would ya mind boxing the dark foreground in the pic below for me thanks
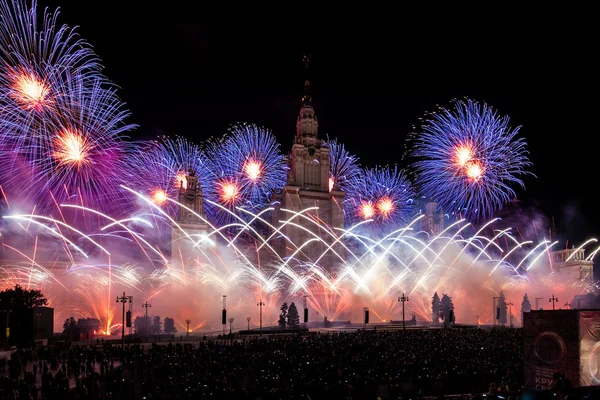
[3,328,524,399]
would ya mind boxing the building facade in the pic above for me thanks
[551,247,594,285]
[417,200,444,236]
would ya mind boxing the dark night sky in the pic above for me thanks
[41,3,597,244]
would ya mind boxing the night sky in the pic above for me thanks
[42,3,597,245]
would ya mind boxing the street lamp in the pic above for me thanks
[549,295,558,310]
[256,300,265,334]
[222,295,227,336]
[398,294,409,332]
[229,317,234,334]
[1,309,12,343]
[185,319,191,336]
[116,292,133,349]
[142,301,151,340]
[36,312,41,340]
[493,297,499,325]
[247,317,251,330]
[535,297,543,310]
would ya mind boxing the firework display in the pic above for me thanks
[3,0,593,338]
[1,190,596,334]
[0,0,103,152]
[126,136,207,216]
[410,99,532,221]
[203,124,286,225]
[344,166,415,231]
[0,0,134,212]
[327,138,361,192]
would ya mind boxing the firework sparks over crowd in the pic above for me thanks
[0,0,595,337]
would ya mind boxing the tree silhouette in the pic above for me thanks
[1,285,48,344]
[62,317,77,339]
[150,315,162,335]
[521,293,532,325]
[278,302,288,328]
[432,292,441,323]
[163,317,177,334]
[440,294,455,325]
[498,291,508,325]
[0,285,47,309]
[287,302,300,328]
[133,316,150,336]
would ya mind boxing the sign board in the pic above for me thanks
[524,310,600,388]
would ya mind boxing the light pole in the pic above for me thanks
[36,312,41,340]
[507,301,514,328]
[493,297,499,325]
[222,295,227,336]
[247,317,251,330]
[185,319,191,336]
[549,295,558,310]
[257,300,265,335]
[316,311,319,323]
[1,309,11,343]
[229,317,234,334]
[303,295,308,329]
[535,297,543,310]
[142,301,151,340]
[398,294,409,332]
[116,292,133,349]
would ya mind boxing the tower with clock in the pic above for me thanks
[171,169,209,260]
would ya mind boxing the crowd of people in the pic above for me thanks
[1,327,524,399]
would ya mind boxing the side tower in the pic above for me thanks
[418,201,444,236]
[171,169,209,261]
[271,55,345,264]
[551,247,594,285]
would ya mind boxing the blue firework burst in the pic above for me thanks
[203,124,286,226]
[27,79,134,212]
[345,165,415,232]
[410,99,532,221]
[126,135,208,218]
[326,137,361,192]
[0,0,104,154]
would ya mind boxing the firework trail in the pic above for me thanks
[409,99,533,222]
[203,124,286,226]
[0,189,596,331]
[326,137,361,192]
[344,166,415,233]
[0,0,104,153]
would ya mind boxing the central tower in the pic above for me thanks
[171,169,209,261]
[271,55,345,264]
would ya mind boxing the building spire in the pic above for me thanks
[302,54,312,106]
